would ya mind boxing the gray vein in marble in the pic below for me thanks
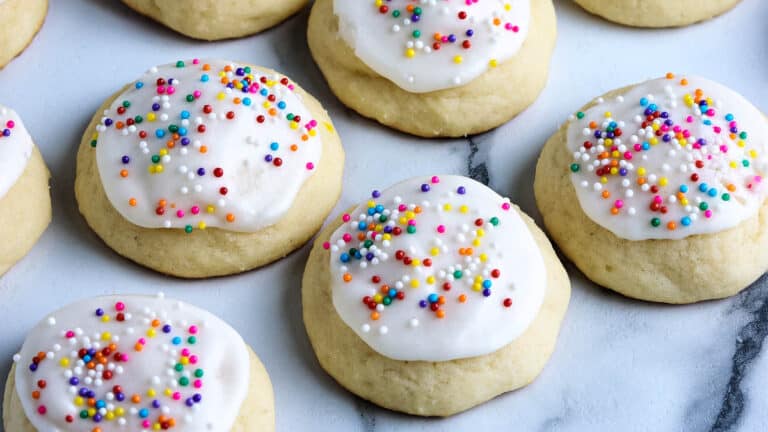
[710,273,768,432]
[467,136,490,186]
[356,399,377,432]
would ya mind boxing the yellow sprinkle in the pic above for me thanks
[88,408,96,416]
[155,165,164,173]
[382,234,391,241]
[443,204,452,211]
[405,211,415,218]
[489,59,498,68]
[479,253,488,262]
[147,389,156,397]
[106,412,115,421]
[147,328,156,338]
[430,247,440,256]
[410,279,420,288]
[638,167,647,176]
[604,111,612,118]
[453,55,463,64]
[426,276,435,285]
[459,205,469,213]
[180,357,190,365]
[324,122,335,132]
[730,161,738,168]
[101,332,111,341]
[659,177,668,187]
[411,259,421,267]
[405,48,416,58]
[101,315,110,322]
[600,176,608,184]
[74,397,84,406]
[476,229,485,237]
[290,122,299,130]
[472,239,481,247]
[504,3,511,11]
[207,205,215,214]
[373,294,383,303]
[367,200,376,208]
[309,129,317,137]
[146,113,156,122]
[59,358,69,367]
[116,407,125,416]
[159,148,168,156]
[217,92,226,100]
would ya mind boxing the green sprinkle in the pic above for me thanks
[175,363,184,372]
[134,115,143,124]
[176,61,185,68]
[489,217,499,226]
[453,270,463,279]
[722,193,731,201]
[392,10,400,18]
[186,94,195,102]
[179,377,190,386]
[122,100,131,108]
[80,410,89,419]
[151,155,160,163]
[743,160,750,167]
[412,30,421,38]
[740,131,748,139]
[699,202,709,211]
[187,336,197,344]
[90,140,98,148]
[194,369,204,378]
[576,112,585,119]
[406,225,416,234]
[184,225,193,234]
[570,163,581,173]
[651,218,661,227]
[383,297,392,306]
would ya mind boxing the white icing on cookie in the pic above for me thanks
[13,294,250,431]
[566,75,768,241]
[334,0,531,93]
[0,105,33,200]
[325,175,546,361]
[93,59,324,233]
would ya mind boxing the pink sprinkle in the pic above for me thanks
[633,143,643,152]
[167,86,176,95]
[176,210,185,218]
[720,145,729,153]
[705,210,713,218]
[172,392,181,401]
[142,420,151,428]
[614,200,624,209]
[755,176,763,183]
[398,204,407,212]
[115,302,125,311]
[65,331,75,338]
[683,130,691,138]
[407,220,416,226]
[120,353,129,362]
[713,126,721,134]
[37,405,46,415]
[653,195,663,204]
[192,59,200,65]
[706,109,715,116]
[189,325,198,334]
[6,120,14,128]
[686,116,694,123]
[437,225,446,234]
[431,176,440,184]
[193,380,203,388]
[306,162,315,170]
[342,233,352,242]
[322,242,330,250]
[501,203,511,211]
[342,214,351,222]
[181,349,190,356]
[189,355,198,364]
[138,338,146,345]
[191,206,200,215]
[156,86,166,94]
[288,84,295,91]
[624,152,633,160]
[193,90,202,98]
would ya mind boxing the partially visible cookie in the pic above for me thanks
[308,0,557,137]
[574,0,742,28]
[0,104,52,276]
[75,59,344,278]
[535,74,768,303]
[2,294,274,431]
[0,0,48,68]
[121,0,307,41]
[303,175,570,416]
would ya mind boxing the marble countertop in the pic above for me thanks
[1,0,767,430]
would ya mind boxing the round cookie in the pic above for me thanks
[574,0,742,28]
[75,59,344,278]
[308,0,557,138]
[0,0,47,68]
[303,175,570,416]
[0,104,52,276]
[2,294,275,432]
[535,74,768,303]
[121,0,307,41]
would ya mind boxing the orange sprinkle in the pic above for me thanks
[414,206,422,214]
[151,319,160,328]
[233,97,241,104]
[611,207,619,215]
[589,121,598,129]
[436,310,446,319]
[131,394,141,404]
[434,32,442,41]
[120,169,129,178]
[290,144,298,151]
[134,343,143,352]
[667,222,677,230]
[224,65,233,72]
[458,294,467,303]
[86,362,95,369]
[226,213,235,222]
[438,296,446,305]
[158,199,167,207]
[31,391,40,400]
[301,134,309,141]
[202,64,211,71]
[601,190,610,199]
[637,177,647,185]
[493,17,501,25]
[666,72,675,79]
[87,398,96,407]
[343,273,352,283]
[129,198,137,207]
[406,4,414,11]
[199,145,208,153]
[166,140,175,148]
[268,108,277,116]
[370,311,380,320]
[380,285,390,293]
[115,122,124,130]
[680,78,688,86]
[727,184,736,192]
[357,232,366,241]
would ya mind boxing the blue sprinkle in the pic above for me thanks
[340,253,350,263]
[155,129,166,138]
[428,293,438,303]
[270,142,279,151]
[135,81,144,89]
[681,216,692,226]
[699,183,709,192]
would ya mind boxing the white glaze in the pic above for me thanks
[0,105,33,200]
[13,294,250,431]
[567,75,768,241]
[333,0,531,93]
[94,60,324,233]
[326,175,546,361]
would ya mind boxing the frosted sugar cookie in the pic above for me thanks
[0,104,52,276]
[2,294,274,431]
[0,0,47,68]
[303,175,570,416]
[308,0,557,137]
[574,0,742,28]
[535,74,768,303]
[75,59,344,278]
[121,0,307,41]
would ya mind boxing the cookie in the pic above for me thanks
[308,0,556,138]
[0,105,52,276]
[0,0,47,68]
[121,0,307,41]
[303,175,570,416]
[574,0,742,28]
[535,74,768,303]
[75,59,344,278]
[2,294,274,431]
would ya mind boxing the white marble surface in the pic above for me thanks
[0,0,767,430]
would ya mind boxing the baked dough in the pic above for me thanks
[121,0,307,40]
[534,80,768,303]
[0,146,51,276]
[574,0,742,28]
[307,0,557,138]
[75,63,344,278]
[303,206,570,416]
[0,0,47,68]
